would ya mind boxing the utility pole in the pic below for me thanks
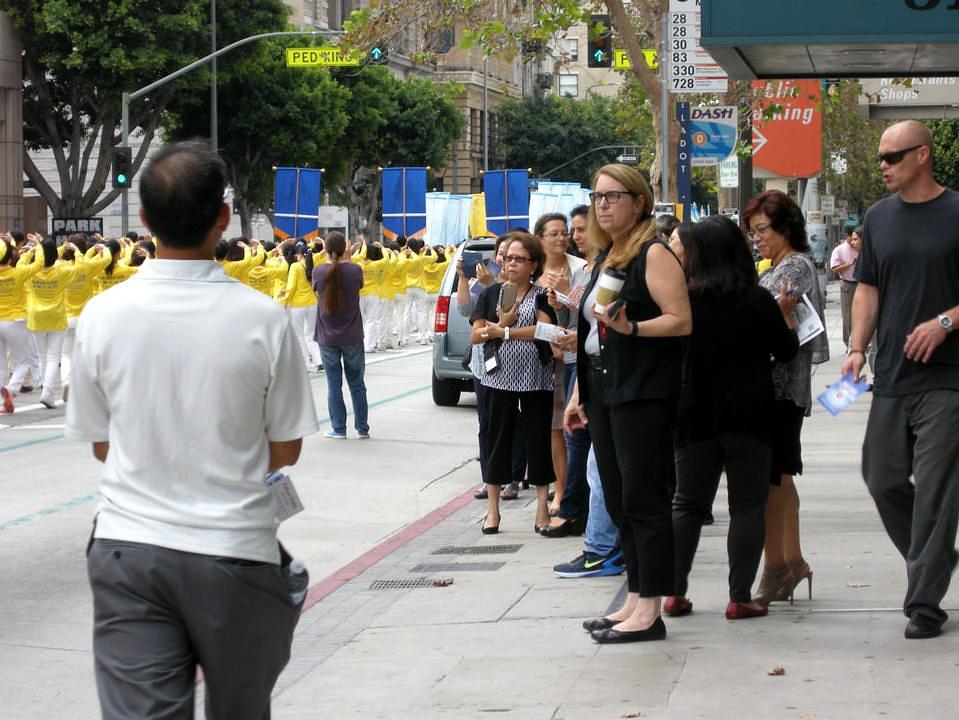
[211,0,218,153]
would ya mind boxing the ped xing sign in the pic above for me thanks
[691,105,738,166]
[286,47,360,67]
[613,49,659,70]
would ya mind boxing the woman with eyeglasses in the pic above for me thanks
[742,189,827,606]
[666,215,799,621]
[470,231,557,535]
[565,164,692,643]
[534,213,587,523]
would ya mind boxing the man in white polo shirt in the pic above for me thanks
[66,140,320,718]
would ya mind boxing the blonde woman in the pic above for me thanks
[565,164,692,643]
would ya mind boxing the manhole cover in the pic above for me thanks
[432,545,522,555]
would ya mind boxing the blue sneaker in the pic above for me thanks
[553,550,625,578]
[324,430,347,439]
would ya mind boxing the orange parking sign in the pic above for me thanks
[751,80,822,178]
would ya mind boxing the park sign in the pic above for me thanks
[52,217,103,243]
[286,47,360,67]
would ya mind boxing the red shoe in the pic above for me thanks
[663,596,693,617]
[725,601,768,620]
[0,386,13,414]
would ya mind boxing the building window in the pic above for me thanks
[566,38,578,62]
[558,73,578,97]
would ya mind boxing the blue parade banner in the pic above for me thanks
[483,169,530,236]
[274,167,322,239]
[381,167,428,239]
[676,102,692,223]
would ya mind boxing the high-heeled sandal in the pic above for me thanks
[780,560,813,604]
[753,564,790,604]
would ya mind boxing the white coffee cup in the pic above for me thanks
[594,268,626,313]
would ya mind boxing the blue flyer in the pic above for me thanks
[817,372,870,416]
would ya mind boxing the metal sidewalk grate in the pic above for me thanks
[410,562,505,572]
[368,577,438,590]
[432,544,522,555]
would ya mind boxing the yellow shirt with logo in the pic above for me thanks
[27,261,83,331]
[97,263,139,294]
[247,257,288,297]
[386,250,409,298]
[0,245,45,321]
[352,243,387,298]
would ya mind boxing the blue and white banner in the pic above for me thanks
[274,167,322,239]
[483,169,530,236]
[676,102,692,222]
[382,167,427,240]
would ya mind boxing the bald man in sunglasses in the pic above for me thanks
[841,120,959,641]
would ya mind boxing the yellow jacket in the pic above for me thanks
[26,261,83,331]
[97,263,139,294]
[247,257,288,297]
[283,261,317,308]
[423,254,449,295]
[386,250,409,298]
[0,245,45,321]
[404,249,434,291]
[65,246,113,318]
[222,245,262,284]
[352,243,387,298]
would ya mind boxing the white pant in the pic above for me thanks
[408,288,430,343]
[289,305,321,368]
[393,292,410,345]
[378,297,396,349]
[61,316,79,388]
[0,320,32,394]
[359,295,379,352]
[33,329,65,405]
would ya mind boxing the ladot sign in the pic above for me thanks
[690,105,737,166]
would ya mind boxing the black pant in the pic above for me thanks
[673,434,772,603]
[484,386,553,486]
[863,389,959,624]
[586,368,675,596]
[474,379,528,484]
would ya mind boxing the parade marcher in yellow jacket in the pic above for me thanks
[96,239,139,293]
[245,241,289,297]
[0,234,44,413]
[220,239,263,284]
[61,235,112,399]
[26,237,83,408]
[403,239,436,345]
[353,239,388,352]
[281,240,321,370]
[422,245,450,343]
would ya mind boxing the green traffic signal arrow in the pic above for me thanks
[370,48,383,61]
[593,49,606,63]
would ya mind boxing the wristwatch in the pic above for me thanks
[938,314,954,333]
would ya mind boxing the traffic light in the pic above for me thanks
[367,43,389,65]
[112,146,133,189]
[587,14,613,68]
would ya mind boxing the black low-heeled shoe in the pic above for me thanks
[582,616,615,632]
[591,617,667,644]
[541,518,583,538]
[481,515,499,535]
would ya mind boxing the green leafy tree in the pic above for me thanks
[497,93,647,186]
[329,69,464,236]
[928,119,959,191]
[165,40,351,238]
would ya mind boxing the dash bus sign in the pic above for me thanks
[690,105,737,166]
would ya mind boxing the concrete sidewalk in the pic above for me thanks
[268,281,959,720]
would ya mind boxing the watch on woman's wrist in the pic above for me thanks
[938,313,954,333]
[503,325,510,341]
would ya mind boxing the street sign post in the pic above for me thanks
[616,154,639,164]
[668,0,728,94]
[821,194,835,214]
[285,47,360,67]
[719,157,739,188]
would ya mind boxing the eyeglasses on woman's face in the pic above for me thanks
[504,254,532,264]
[589,190,636,206]
[747,223,771,239]
[541,230,567,239]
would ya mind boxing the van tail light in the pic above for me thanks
[434,295,450,333]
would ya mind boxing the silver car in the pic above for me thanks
[431,238,497,406]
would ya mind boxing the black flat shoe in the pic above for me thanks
[591,617,667,643]
[481,515,499,535]
[905,614,942,639]
[582,617,615,632]
[541,518,583,538]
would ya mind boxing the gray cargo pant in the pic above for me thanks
[862,389,959,626]
[87,539,300,719]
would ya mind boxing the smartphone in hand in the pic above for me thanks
[605,297,625,319]
[500,282,518,311]
[461,251,484,279]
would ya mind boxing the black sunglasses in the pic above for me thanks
[877,144,923,166]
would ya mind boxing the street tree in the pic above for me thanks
[344,0,686,198]
[496,93,648,186]
[8,0,287,219]
[329,68,464,237]
[165,40,351,238]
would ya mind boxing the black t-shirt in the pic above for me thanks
[857,188,959,396]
